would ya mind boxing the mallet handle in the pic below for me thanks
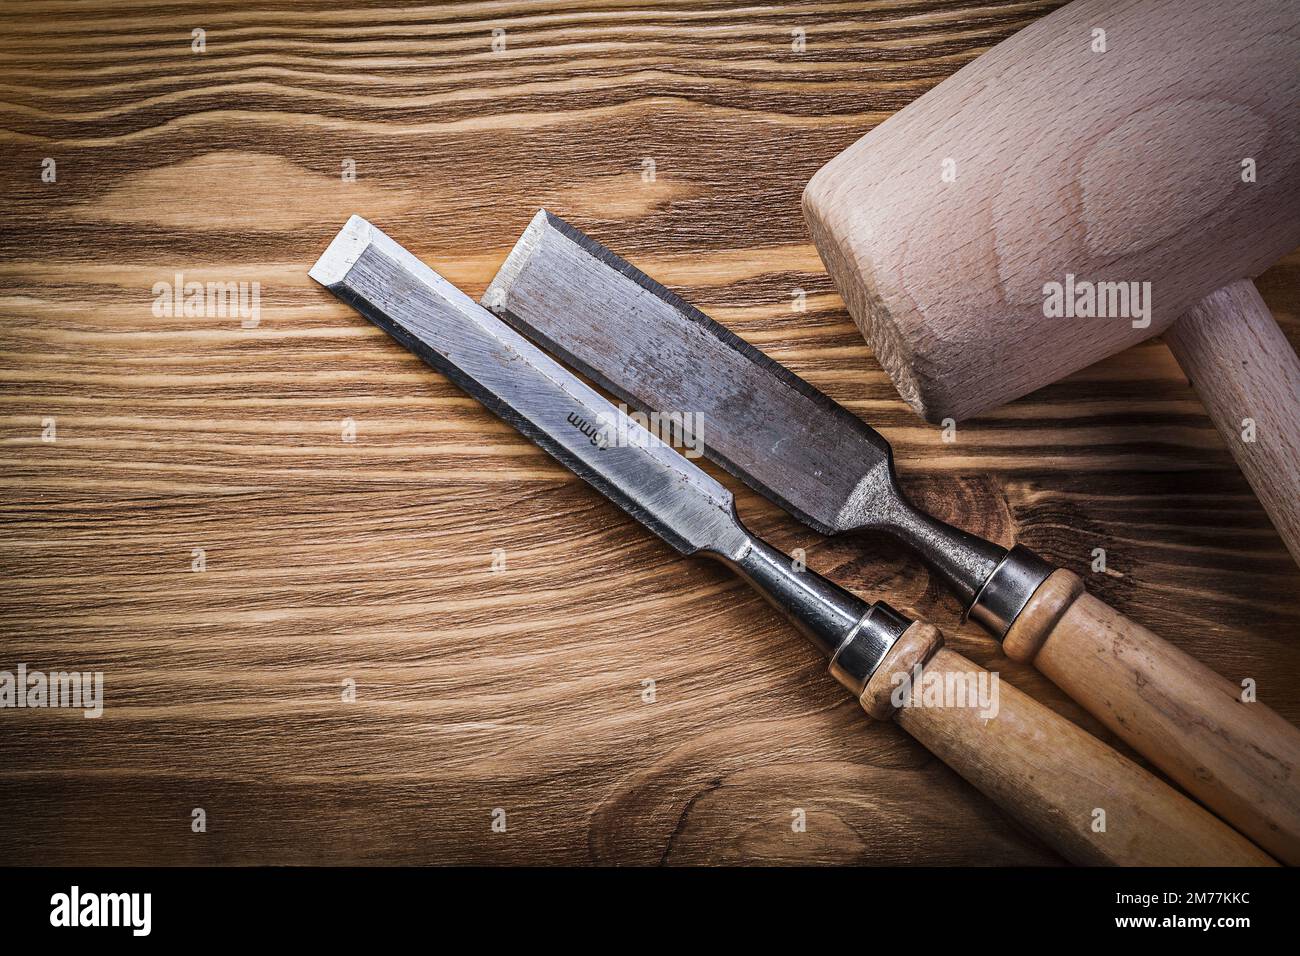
[1165,279,1300,564]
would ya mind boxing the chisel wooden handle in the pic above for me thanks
[862,622,1276,866]
[1004,570,1300,864]
[721,530,1270,864]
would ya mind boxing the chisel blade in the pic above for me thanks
[483,210,897,536]
[309,216,749,560]
[482,211,1008,609]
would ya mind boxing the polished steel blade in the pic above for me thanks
[482,211,1007,608]
[483,210,895,535]
[309,216,749,559]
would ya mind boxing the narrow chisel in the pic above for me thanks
[481,210,1300,864]
[309,215,1273,866]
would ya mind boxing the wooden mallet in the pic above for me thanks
[804,0,1300,562]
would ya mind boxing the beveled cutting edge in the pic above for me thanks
[309,215,908,687]
[483,210,1052,634]
[310,215,741,559]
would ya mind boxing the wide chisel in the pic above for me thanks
[310,214,1273,866]
[482,210,1300,864]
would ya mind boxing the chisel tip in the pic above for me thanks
[483,208,553,315]
[309,215,373,287]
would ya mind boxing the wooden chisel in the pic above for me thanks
[481,210,1300,864]
[309,215,1274,866]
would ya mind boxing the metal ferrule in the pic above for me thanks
[967,544,1054,637]
[713,533,907,694]
[721,534,868,656]
[859,474,1054,641]
[717,530,909,681]
[828,601,911,696]
[872,488,1008,611]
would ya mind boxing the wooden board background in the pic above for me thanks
[1,0,1297,866]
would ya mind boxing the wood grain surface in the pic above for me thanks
[1,0,1298,866]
